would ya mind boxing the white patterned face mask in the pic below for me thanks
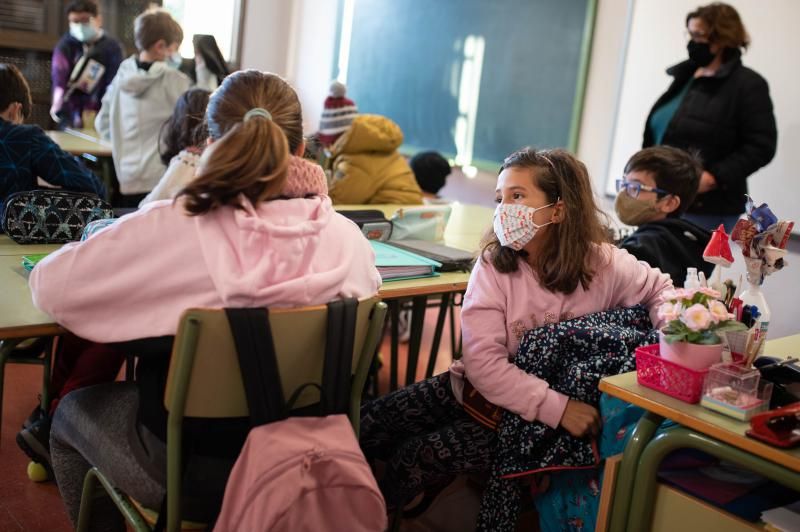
[493,202,555,250]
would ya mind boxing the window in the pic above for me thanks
[162,0,242,62]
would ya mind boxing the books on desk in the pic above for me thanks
[21,254,49,272]
[370,240,441,281]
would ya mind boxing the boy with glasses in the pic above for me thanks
[616,146,713,286]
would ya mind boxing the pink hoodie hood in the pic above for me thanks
[195,195,368,307]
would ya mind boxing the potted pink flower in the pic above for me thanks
[658,287,747,370]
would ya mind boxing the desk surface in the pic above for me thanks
[0,254,64,339]
[0,235,62,256]
[47,129,112,157]
[0,203,493,339]
[600,334,800,473]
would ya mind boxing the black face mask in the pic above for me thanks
[687,41,715,66]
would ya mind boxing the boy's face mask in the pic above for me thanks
[69,20,98,43]
[615,191,663,226]
[493,202,555,251]
[167,52,183,69]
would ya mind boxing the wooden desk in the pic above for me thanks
[0,255,63,339]
[0,203,493,389]
[600,334,800,531]
[46,129,112,157]
[0,235,61,257]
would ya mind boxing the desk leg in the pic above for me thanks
[405,296,428,386]
[425,292,451,379]
[0,339,24,445]
[389,300,400,392]
[627,427,800,530]
[608,411,663,532]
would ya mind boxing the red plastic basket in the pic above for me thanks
[635,344,708,403]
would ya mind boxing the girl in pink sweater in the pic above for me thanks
[32,70,380,530]
[360,147,672,513]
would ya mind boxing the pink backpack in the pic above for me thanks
[214,415,386,531]
[213,303,387,531]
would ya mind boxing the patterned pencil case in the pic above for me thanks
[2,190,113,244]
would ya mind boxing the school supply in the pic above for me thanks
[761,500,800,531]
[389,204,451,242]
[214,301,386,532]
[369,240,441,281]
[386,239,473,272]
[746,402,800,448]
[2,190,113,244]
[337,209,393,241]
[755,357,800,408]
[21,254,49,272]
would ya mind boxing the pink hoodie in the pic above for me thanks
[452,244,672,429]
[29,194,381,343]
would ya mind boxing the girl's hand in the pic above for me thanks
[559,399,601,438]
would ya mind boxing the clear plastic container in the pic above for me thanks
[701,362,772,421]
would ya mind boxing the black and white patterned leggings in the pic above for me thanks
[359,372,497,506]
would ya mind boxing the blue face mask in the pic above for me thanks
[167,52,182,69]
[69,21,98,43]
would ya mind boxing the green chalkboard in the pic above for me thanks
[334,0,596,169]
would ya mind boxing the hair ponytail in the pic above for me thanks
[178,70,303,215]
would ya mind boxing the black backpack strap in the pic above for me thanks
[225,308,286,426]
[320,298,358,415]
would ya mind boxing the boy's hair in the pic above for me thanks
[410,151,451,194]
[66,0,99,16]
[0,64,32,120]
[623,146,702,217]
[159,88,211,165]
[481,147,610,294]
[179,70,303,215]
[134,8,184,52]
[687,2,750,50]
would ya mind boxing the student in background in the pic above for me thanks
[319,81,423,205]
[50,0,123,129]
[31,70,381,530]
[95,8,191,207]
[616,146,713,287]
[410,151,452,204]
[139,88,210,205]
[360,147,671,513]
[0,63,105,218]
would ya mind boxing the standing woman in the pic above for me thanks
[643,2,777,232]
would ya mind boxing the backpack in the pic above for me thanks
[213,300,387,532]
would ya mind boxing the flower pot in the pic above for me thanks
[659,332,723,371]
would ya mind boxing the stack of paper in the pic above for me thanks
[762,501,800,531]
[369,240,441,281]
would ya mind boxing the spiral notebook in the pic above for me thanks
[369,241,441,281]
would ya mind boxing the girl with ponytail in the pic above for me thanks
[29,70,381,530]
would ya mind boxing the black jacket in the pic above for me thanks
[643,53,777,215]
[619,218,713,287]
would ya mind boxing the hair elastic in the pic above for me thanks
[243,107,272,122]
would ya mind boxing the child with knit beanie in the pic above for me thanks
[320,80,423,205]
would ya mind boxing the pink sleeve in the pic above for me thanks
[609,247,673,328]
[460,259,568,428]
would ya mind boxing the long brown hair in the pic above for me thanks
[480,147,610,294]
[179,70,303,215]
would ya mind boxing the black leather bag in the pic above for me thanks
[2,190,113,244]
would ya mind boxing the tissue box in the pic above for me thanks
[701,363,772,421]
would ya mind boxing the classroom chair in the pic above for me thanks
[75,297,388,532]
[0,337,52,444]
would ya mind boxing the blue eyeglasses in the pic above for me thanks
[616,179,671,199]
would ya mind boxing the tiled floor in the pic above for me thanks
[0,304,500,531]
